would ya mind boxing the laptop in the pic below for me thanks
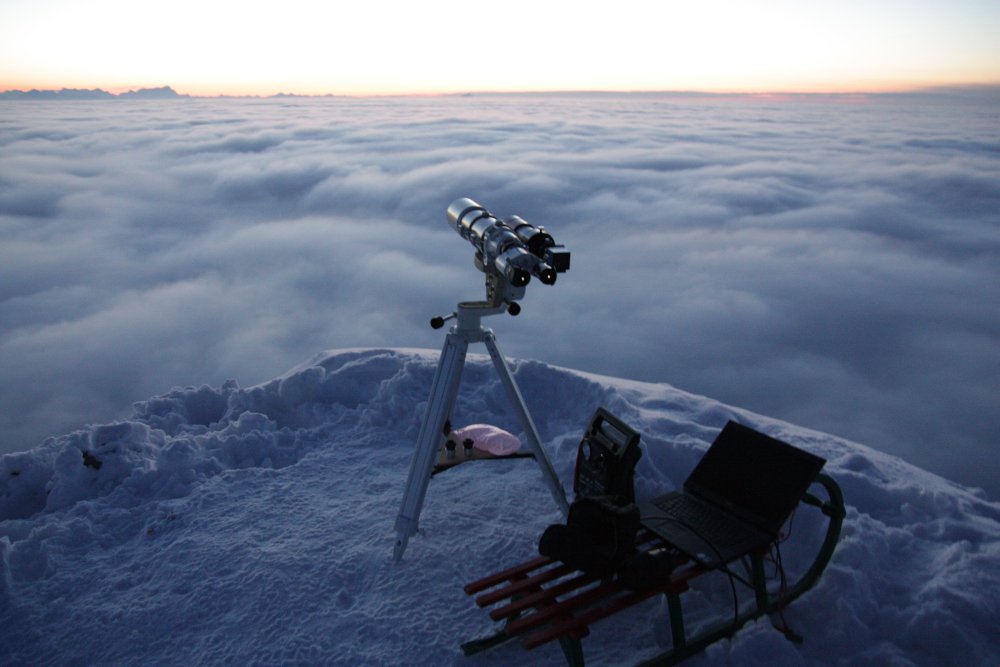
[640,421,825,569]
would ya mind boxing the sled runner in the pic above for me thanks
[462,472,845,666]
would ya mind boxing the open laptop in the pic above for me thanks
[639,421,825,569]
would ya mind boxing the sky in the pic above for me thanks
[1,0,999,96]
[1,93,998,501]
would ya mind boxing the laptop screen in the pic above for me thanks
[686,421,826,532]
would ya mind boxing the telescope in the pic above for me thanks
[446,198,570,289]
[394,199,573,560]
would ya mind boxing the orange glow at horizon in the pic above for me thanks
[1,0,998,98]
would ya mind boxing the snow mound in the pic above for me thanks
[1,348,998,666]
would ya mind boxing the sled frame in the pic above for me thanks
[462,473,845,666]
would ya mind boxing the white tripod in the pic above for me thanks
[393,273,570,561]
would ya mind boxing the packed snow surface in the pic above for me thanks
[1,348,997,666]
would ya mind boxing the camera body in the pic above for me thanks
[574,408,642,502]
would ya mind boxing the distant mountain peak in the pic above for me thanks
[0,86,187,100]
[118,86,185,99]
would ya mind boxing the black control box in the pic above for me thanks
[573,407,642,502]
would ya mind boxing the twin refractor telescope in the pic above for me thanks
[446,197,570,293]
[394,198,572,559]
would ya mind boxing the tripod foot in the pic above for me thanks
[393,534,409,562]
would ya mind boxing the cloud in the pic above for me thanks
[1,93,998,498]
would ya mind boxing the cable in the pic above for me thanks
[768,541,804,643]
[640,513,742,629]
[642,506,808,643]
[778,507,797,544]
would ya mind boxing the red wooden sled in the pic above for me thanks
[462,473,845,666]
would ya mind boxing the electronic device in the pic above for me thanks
[573,407,642,502]
[640,421,825,569]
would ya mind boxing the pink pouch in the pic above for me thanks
[451,424,522,456]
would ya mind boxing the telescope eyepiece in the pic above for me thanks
[510,268,530,287]
[536,266,557,285]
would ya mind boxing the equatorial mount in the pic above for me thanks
[430,266,525,330]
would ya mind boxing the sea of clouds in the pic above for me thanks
[1,92,998,497]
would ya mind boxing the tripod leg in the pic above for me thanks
[394,334,468,560]
[483,332,569,517]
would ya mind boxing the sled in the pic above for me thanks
[462,473,845,666]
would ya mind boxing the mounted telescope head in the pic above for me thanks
[446,197,570,288]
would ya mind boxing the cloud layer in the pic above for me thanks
[1,93,998,497]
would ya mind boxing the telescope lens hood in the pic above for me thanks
[446,197,486,237]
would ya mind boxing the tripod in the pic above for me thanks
[393,277,570,561]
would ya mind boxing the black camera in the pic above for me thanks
[573,408,642,502]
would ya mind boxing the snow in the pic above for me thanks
[1,348,998,666]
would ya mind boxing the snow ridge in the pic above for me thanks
[1,348,998,665]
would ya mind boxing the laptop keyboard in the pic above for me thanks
[652,494,765,554]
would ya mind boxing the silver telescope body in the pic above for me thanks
[447,197,569,286]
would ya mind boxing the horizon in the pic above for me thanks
[2,1,999,97]
[5,83,1000,101]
